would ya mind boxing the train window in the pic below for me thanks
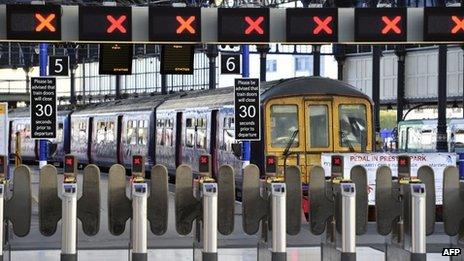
[186,117,195,148]
[78,121,87,142]
[127,120,137,145]
[222,116,235,151]
[308,105,329,148]
[339,105,367,148]
[97,121,106,143]
[57,122,64,141]
[186,118,193,128]
[270,105,299,148]
[156,119,164,146]
[107,121,115,142]
[197,118,207,149]
[138,120,148,145]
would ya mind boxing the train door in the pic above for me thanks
[175,112,183,167]
[304,100,333,182]
[210,110,218,178]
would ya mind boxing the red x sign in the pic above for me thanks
[134,158,141,165]
[452,16,464,34]
[35,13,56,32]
[381,16,402,35]
[107,15,127,33]
[176,16,196,34]
[66,158,74,166]
[313,16,333,35]
[200,156,209,164]
[245,16,264,35]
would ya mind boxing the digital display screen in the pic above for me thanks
[265,155,277,173]
[424,7,464,41]
[286,8,338,43]
[6,4,61,41]
[355,8,407,42]
[218,8,269,43]
[160,45,194,75]
[199,155,210,174]
[331,155,343,177]
[99,43,133,75]
[134,184,147,193]
[132,155,143,173]
[398,155,410,174]
[79,6,131,41]
[64,155,75,174]
[149,7,201,42]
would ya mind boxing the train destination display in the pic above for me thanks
[30,77,57,139]
[234,78,260,141]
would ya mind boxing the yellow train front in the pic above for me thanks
[252,77,374,188]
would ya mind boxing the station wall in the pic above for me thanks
[343,45,464,103]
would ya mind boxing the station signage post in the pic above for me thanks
[234,78,260,141]
[30,77,57,140]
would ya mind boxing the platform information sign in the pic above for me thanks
[234,78,260,141]
[30,77,57,139]
[0,103,8,157]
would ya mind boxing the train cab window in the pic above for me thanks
[308,105,329,148]
[196,118,207,149]
[138,120,148,145]
[222,117,235,151]
[186,118,195,148]
[339,105,367,148]
[270,105,299,148]
[127,120,138,145]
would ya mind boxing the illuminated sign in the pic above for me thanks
[149,7,201,42]
[398,155,410,177]
[132,155,144,174]
[286,8,338,43]
[99,44,133,75]
[160,45,194,75]
[6,4,61,40]
[218,8,269,43]
[79,6,131,41]
[355,8,407,42]
[265,155,277,174]
[199,154,211,175]
[331,155,343,178]
[424,7,464,41]
[64,155,76,174]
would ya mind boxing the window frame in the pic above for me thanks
[304,100,333,152]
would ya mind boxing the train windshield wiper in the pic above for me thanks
[341,131,355,152]
[283,130,299,157]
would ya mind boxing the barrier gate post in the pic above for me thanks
[39,155,100,261]
[108,155,168,261]
[175,154,235,261]
[375,155,434,261]
[309,155,368,261]
[271,183,286,260]
[0,155,32,261]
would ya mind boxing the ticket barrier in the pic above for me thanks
[442,165,464,260]
[108,155,168,261]
[39,155,100,261]
[175,154,235,261]
[242,156,302,261]
[309,155,368,261]
[376,156,435,261]
[0,155,32,261]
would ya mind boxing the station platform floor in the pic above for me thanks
[3,166,452,260]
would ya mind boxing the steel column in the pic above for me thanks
[372,46,381,137]
[161,74,167,95]
[437,45,448,152]
[313,45,321,77]
[395,46,406,123]
[257,44,270,82]
[241,45,250,169]
[115,76,121,100]
[207,45,218,90]
[38,43,48,169]
[334,44,346,81]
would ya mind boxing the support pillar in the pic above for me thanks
[313,45,321,77]
[334,44,346,81]
[257,44,270,82]
[372,46,382,139]
[67,46,78,106]
[115,76,121,100]
[395,45,406,123]
[437,45,448,152]
[161,74,167,95]
[206,45,218,90]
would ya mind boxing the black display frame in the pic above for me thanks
[355,8,407,42]
[286,8,338,43]
[218,8,270,43]
[423,7,464,42]
[79,6,132,41]
[149,7,201,42]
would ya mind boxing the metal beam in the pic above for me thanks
[395,45,406,123]
[436,45,448,152]
[372,46,381,138]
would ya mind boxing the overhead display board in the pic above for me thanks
[218,8,270,43]
[286,8,338,43]
[355,8,407,42]
[79,6,132,41]
[6,4,61,41]
[30,77,57,139]
[149,7,201,42]
[99,44,133,75]
[424,7,464,41]
[160,45,194,75]
[234,78,261,141]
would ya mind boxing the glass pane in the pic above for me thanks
[308,105,329,148]
[270,105,299,148]
[339,105,367,148]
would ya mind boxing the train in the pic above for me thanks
[8,77,374,192]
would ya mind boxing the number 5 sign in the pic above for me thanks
[48,56,70,76]
[221,53,241,74]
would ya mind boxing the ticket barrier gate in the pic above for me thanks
[0,155,32,261]
[242,156,302,261]
[39,155,100,261]
[309,155,368,261]
[108,155,168,261]
[442,166,464,260]
[376,156,435,261]
[175,154,235,261]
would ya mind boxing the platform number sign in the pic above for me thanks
[30,77,56,139]
[221,54,241,74]
[48,56,69,76]
[234,78,260,141]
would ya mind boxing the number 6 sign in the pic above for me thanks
[221,53,241,74]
